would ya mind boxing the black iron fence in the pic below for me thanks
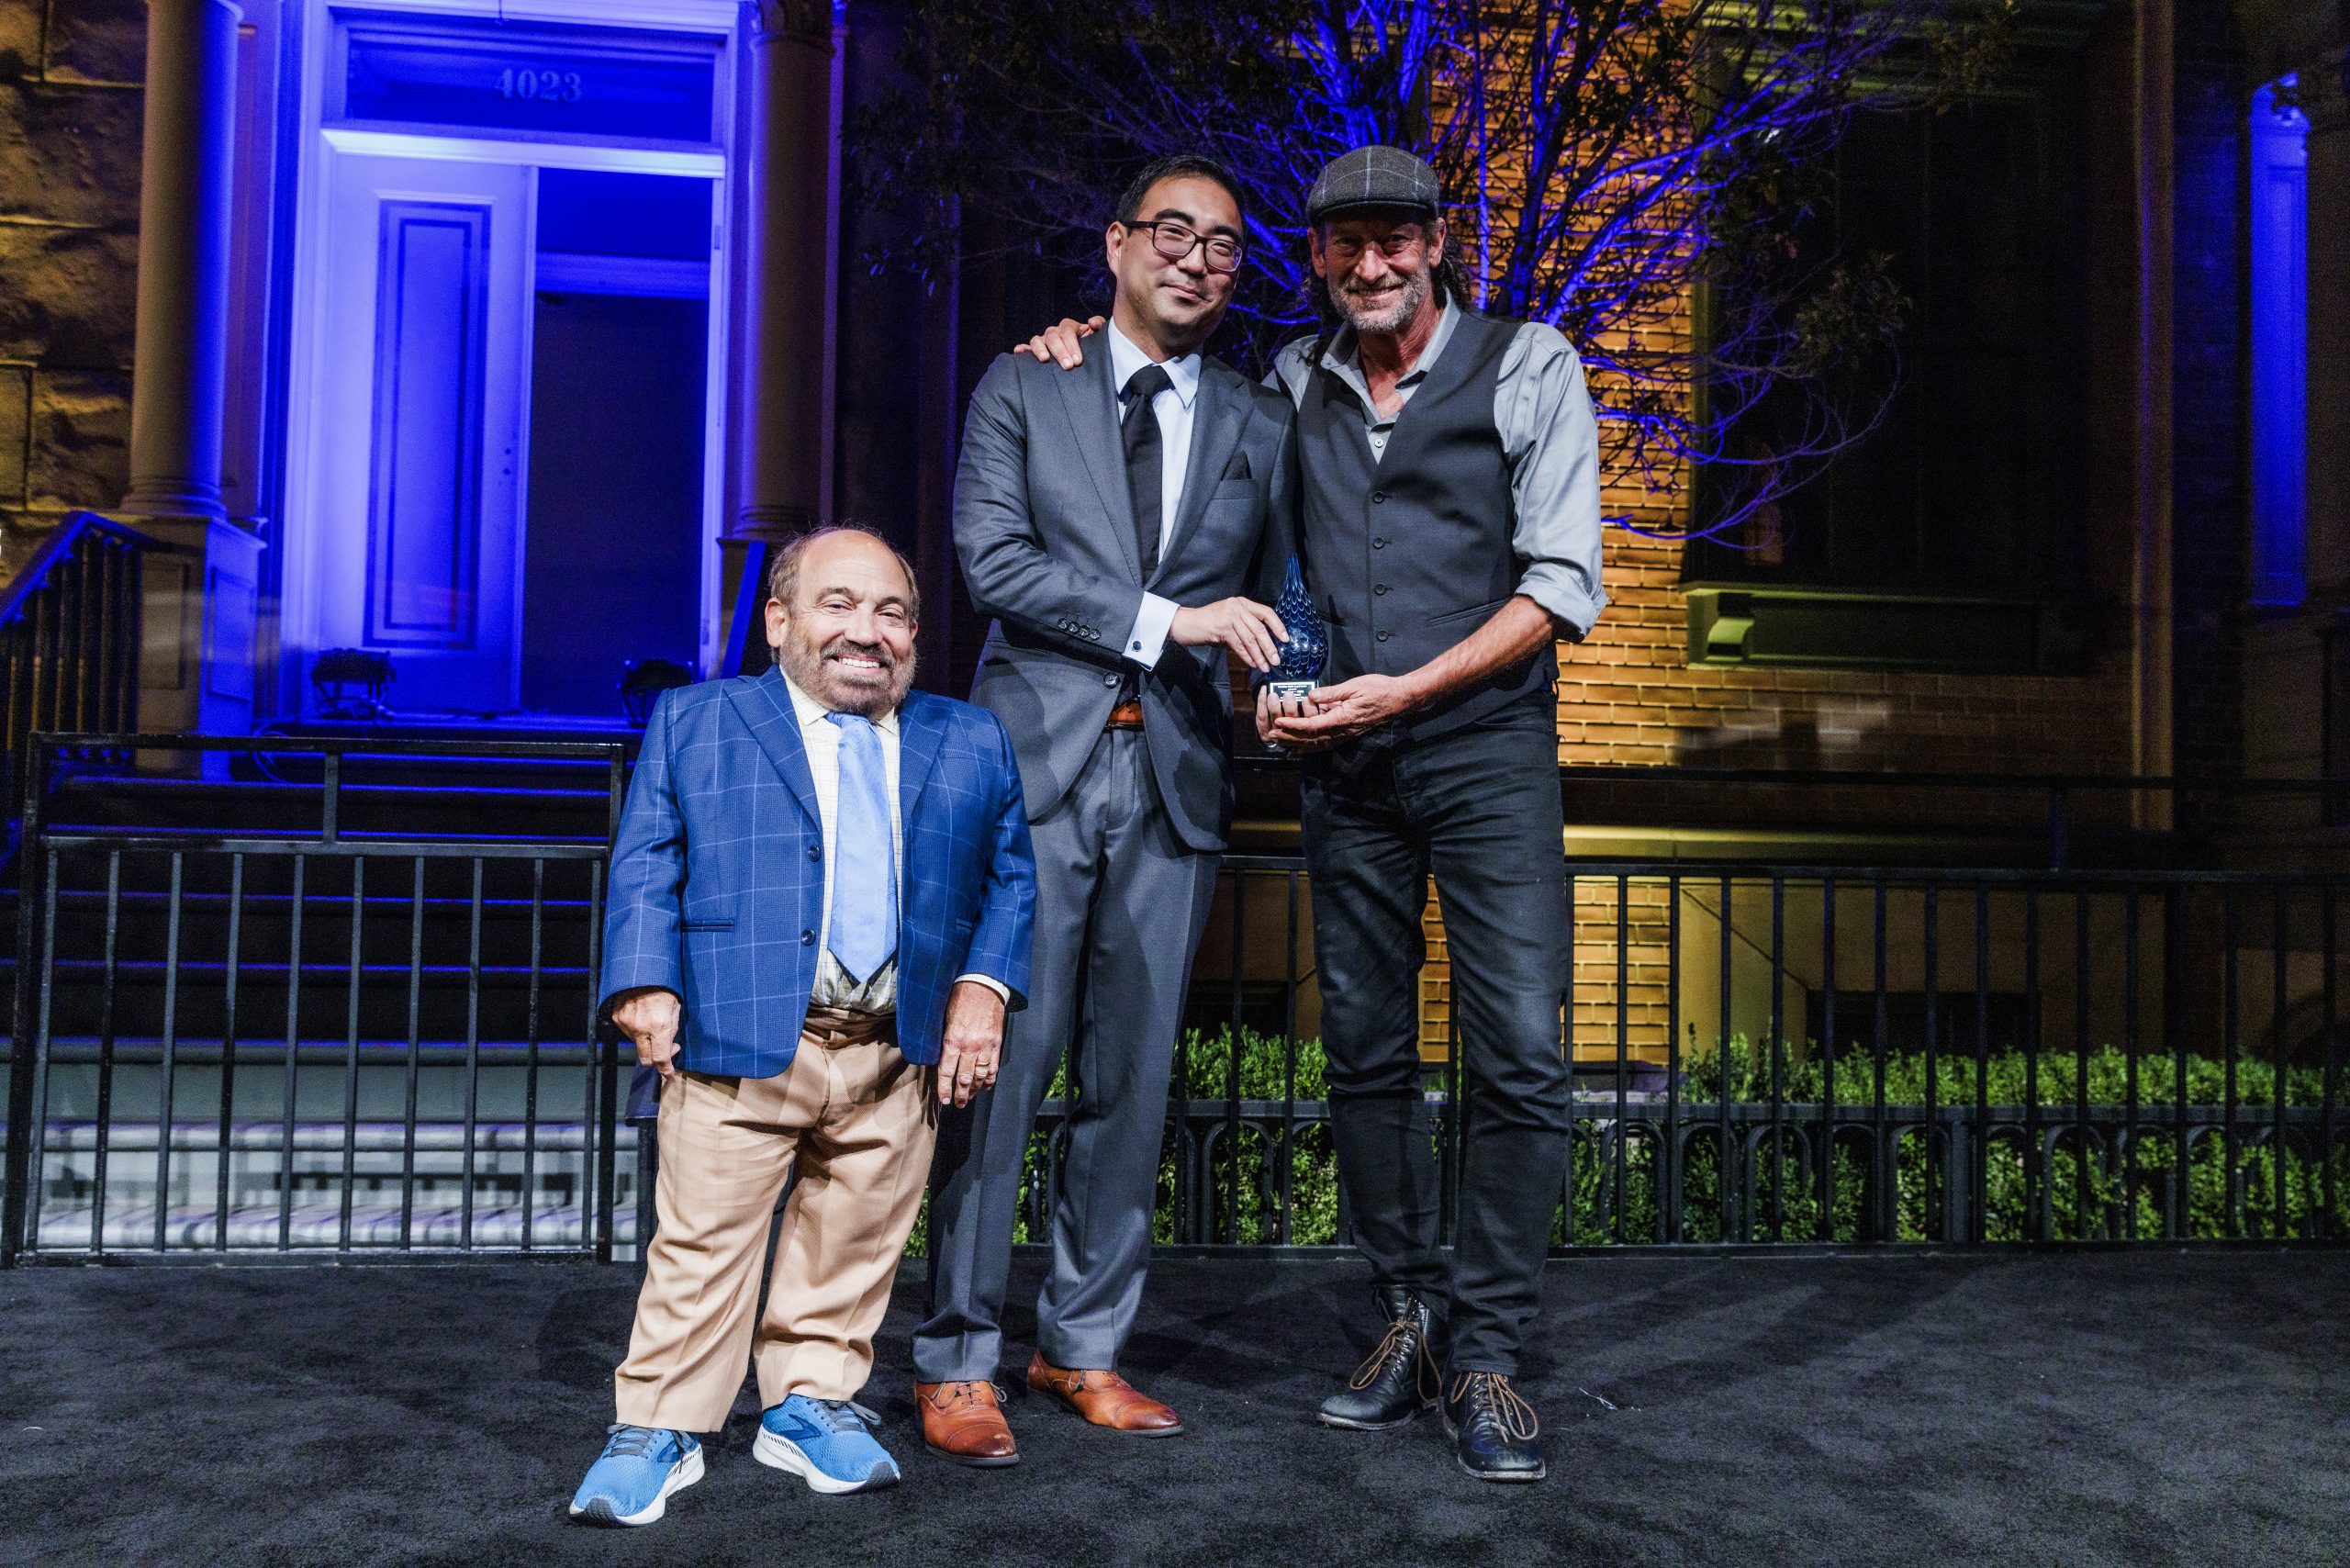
[0,733,632,1264]
[1125,860,2347,1250]
[4,735,2345,1262]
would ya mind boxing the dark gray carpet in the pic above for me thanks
[3,1250,2344,1567]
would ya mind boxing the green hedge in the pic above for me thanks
[899,1029,2347,1252]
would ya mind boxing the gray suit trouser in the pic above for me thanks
[915,727,1217,1379]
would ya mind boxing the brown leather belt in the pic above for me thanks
[1105,699,1145,731]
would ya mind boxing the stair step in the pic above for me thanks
[28,1203,621,1251]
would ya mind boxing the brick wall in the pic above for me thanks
[0,0,142,572]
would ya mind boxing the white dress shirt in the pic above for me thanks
[781,673,1008,1013]
[1107,320,1203,670]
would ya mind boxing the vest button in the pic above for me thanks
[1371,490,1387,504]
[1373,584,1388,596]
[801,929,817,946]
[1372,537,1387,549]
[1377,631,1391,642]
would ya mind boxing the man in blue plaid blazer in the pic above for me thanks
[571,528,1036,1522]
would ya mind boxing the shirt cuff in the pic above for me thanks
[1514,564,1606,641]
[953,972,1012,1004]
[1123,592,1181,668]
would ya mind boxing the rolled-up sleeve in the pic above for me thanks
[1499,324,1607,640]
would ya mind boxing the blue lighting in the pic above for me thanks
[2250,76,2309,608]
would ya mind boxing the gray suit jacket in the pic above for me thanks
[954,345,1297,853]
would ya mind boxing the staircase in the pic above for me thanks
[3,738,643,1261]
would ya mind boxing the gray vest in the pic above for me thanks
[1296,307,1555,739]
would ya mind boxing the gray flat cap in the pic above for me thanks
[1305,145,1443,222]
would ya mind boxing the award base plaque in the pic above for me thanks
[1263,557,1327,709]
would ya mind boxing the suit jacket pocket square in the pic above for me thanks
[1220,450,1252,482]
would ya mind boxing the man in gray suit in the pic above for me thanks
[913,155,1295,1466]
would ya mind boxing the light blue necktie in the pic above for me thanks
[823,712,897,982]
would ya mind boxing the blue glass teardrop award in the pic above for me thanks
[1265,556,1327,703]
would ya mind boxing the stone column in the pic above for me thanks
[731,0,841,540]
[120,0,241,524]
[118,0,259,749]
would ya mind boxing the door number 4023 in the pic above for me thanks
[497,67,584,104]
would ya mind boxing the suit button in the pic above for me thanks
[1102,673,1119,687]
[801,929,816,946]
[1374,584,1388,596]
[1372,537,1387,549]
[1377,631,1391,642]
[808,845,822,862]
[1371,490,1387,504]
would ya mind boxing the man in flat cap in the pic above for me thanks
[1022,143,1605,1484]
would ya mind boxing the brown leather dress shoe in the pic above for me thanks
[1024,1350,1185,1436]
[915,1380,1020,1467]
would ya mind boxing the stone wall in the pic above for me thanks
[0,0,143,573]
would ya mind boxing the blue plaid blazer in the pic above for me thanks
[600,666,1037,1079]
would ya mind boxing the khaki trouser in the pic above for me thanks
[613,1007,935,1431]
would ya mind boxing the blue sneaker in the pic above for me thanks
[754,1394,901,1495]
[569,1425,703,1526]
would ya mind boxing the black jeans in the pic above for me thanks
[1301,716,1572,1375]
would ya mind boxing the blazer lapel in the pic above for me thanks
[896,693,948,835]
[1052,347,1143,582]
[1153,364,1247,585]
[725,667,822,832]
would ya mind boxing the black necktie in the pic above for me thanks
[1122,364,1173,578]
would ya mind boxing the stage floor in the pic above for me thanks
[4,1250,2344,1567]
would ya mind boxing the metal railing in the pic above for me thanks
[1029,856,2348,1250]
[6,734,2345,1260]
[1,733,632,1264]
[0,513,154,843]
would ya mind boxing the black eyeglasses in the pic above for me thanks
[1125,218,1245,274]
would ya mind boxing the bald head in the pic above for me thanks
[765,528,919,717]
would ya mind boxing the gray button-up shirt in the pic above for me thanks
[1268,302,1607,638]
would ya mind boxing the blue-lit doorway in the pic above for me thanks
[279,2,734,722]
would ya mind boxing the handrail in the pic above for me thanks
[0,512,155,626]
[0,511,157,835]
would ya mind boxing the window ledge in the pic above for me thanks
[1683,585,2089,674]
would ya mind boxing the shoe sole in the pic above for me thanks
[753,1428,901,1495]
[923,1441,1021,1468]
[1032,1388,1186,1437]
[1439,1412,1548,1484]
[1317,1399,1438,1432]
[568,1444,704,1526]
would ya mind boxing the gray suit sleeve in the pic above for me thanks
[1252,407,1301,606]
[954,353,1147,656]
[1498,323,1607,639]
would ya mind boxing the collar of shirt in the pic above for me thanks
[780,671,901,738]
[1318,297,1460,425]
[1106,320,1203,409]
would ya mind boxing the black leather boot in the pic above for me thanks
[1441,1371,1546,1482]
[1317,1286,1440,1430]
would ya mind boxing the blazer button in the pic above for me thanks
[1102,673,1119,687]
[808,845,822,862]
[800,929,816,946]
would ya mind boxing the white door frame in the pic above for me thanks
[279,0,736,717]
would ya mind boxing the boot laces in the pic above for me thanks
[1450,1372,1539,1441]
[1348,1310,1435,1394]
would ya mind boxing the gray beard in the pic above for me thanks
[1334,268,1429,336]
[778,639,913,718]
